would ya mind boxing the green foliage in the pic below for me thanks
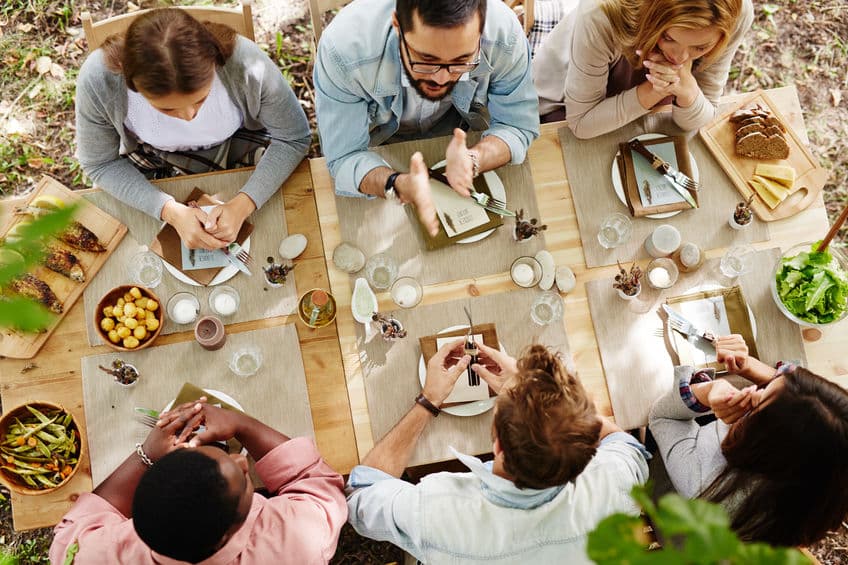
[587,484,810,565]
[0,204,76,331]
[0,548,20,565]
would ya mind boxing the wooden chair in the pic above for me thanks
[308,0,348,44]
[506,0,535,36]
[81,1,255,52]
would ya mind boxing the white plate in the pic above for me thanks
[430,160,505,244]
[162,388,244,413]
[417,324,506,417]
[667,284,757,360]
[611,133,700,220]
[163,237,252,287]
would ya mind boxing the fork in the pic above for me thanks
[226,242,253,266]
[136,413,159,428]
[667,315,715,342]
[463,306,480,387]
[469,190,508,211]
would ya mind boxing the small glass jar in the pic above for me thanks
[209,286,240,317]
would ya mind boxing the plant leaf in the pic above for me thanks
[0,296,54,332]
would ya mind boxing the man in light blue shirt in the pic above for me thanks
[314,0,540,236]
[347,340,649,563]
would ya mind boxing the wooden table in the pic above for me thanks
[0,162,359,531]
[313,85,848,460]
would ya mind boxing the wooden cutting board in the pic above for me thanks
[0,176,127,358]
[699,90,828,221]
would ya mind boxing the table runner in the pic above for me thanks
[559,111,770,268]
[586,247,805,430]
[82,172,297,343]
[355,288,570,466]
[335,134,546,285]
[81,323,313,485]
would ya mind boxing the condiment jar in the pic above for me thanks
[673,242,704,273]
[644,225,681,258]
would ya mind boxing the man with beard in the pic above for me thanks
[314,0,539,235]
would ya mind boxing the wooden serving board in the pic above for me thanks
[699,90,828,221]
[0,176,127,358]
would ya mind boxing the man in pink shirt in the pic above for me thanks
[49,400,347,564]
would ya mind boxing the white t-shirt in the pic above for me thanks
[396,71,469,136]
[124,73,243,152]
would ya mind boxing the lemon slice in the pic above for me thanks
[31,195,66,210]
[0,248,26,268]
[4,222,32,244]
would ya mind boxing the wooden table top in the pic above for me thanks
[0,162,358,531]
[312,85,848,461]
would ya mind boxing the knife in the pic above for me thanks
[223,244,252,276]
[662,304,716,343]
[628,140,698,209]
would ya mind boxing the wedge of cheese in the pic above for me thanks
[754,164,796,189]
[748,178,781,209]
[749,174,791,209]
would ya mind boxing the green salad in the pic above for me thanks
[775,241,848,324]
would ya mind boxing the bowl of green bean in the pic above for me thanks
[0,402,83,495]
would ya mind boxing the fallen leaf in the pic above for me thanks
[127,1,140,11]
[35,55,52,75]
[49,63,65,80]
[16,23,34,33]
[27,157,45,169]
[830,89,842,107]
[27,82,43,99]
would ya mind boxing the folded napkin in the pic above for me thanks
[618,135,698,217]
[149,188,253,285]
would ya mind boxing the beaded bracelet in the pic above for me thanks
[135,443,154,467]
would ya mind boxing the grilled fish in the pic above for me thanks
[59,222,106,253]
[44,246,85,282]
[10,274,63,314]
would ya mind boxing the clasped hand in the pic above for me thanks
[163,193,255,250]
[640,50,699,108]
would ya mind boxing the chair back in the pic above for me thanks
[81,1,255,52]
[505,0,535,35]
[308,0,349,44]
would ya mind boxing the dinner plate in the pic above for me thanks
[430,160,505,244]
[667,284,757,361]
[417,324,506,417]
[162,388,244,413]
[611,133,700,220]
[163,237,252,287]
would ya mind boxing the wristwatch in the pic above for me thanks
[467,151,480,178]
[384,172,401,202]
[414,393,440,417]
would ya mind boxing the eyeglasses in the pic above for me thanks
[398,25,480,75]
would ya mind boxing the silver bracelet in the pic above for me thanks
[135,443,154,467]
[468,151,480,178]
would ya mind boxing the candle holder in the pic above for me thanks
[209,285,240,317]
[644,224,681,258]
[510,256,543,288]
[194,316,226,350]
[390,277,423,308]
[167,292,200,326]
[646,258,679,290]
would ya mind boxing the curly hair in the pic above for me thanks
[494,345,602,490]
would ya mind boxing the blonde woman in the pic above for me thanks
[533,0,753,138]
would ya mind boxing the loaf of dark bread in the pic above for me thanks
[730,104,790,159]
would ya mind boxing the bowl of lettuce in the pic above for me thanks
[771,242,848,327]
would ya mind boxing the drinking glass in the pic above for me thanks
[209,285,240,317]
[229,345,263,377]
[530,291,564,326]
[391,277,423,308]
[720,245,756,278]
[364,253,398,291]
[597,212,633,249]
[128,251,163,288]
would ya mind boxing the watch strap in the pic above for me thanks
[384,171,401,201]
[415,393,440,417]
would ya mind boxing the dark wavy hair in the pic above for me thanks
[133,449,243,562]
[101,8,237,95]
[702,367,848,547]
[396,0,486,32]
[494,345,601,489]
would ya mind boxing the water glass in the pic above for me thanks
[128,251,163,288]
[597,212,633,249]
[229,345,263,377]
[364,253,398,291]
[720,245,756,278]
[530,291,564,326]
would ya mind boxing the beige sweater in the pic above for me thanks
[533,0,753,138]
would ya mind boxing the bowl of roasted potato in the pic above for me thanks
[95,285,163,351]
[0,401,83,495]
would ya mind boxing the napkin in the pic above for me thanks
[419,323,500,407]
[618,135,698,217]
[172,382,243,454]
[149,188,253,285]
[666,285,758,372]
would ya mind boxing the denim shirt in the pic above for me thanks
[346,433,649,563]
[313,0,540,197]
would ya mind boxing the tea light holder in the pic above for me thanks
[391,277,423,308]
[645,224,681,258]
[646,258,679,290]
[167,292,200,325]
[209,285,240,317]
[510,256,543,288]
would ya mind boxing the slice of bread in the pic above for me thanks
[736,131,790,160]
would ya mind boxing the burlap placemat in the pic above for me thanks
[559,111,770,268]
[82,177,297,344]
[336,134,546,285]
[81,323,313,485]
[355,288,569,466]
[585,247,805,430]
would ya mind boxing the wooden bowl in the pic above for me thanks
[0,401,83,495]
[94,285,164,351]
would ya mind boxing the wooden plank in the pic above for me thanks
[0,176,127,358]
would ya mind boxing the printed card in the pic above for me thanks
[633,140,687,207]
[429,179,490,238]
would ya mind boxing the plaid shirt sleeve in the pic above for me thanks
[678,368,715,413]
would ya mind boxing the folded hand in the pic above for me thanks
[471,342,518,394]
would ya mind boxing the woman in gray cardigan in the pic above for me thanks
[649,334,848,547]
[75,8,311,249]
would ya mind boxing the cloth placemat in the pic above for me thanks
[335,134,546,285]
[82,178,297,343]
[81,323,313,485]
[355,288,569,466]
[585,247,805,430]
[559,111,770,268]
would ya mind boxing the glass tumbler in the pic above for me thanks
[530,291,564,326]
[597,212,633,249]
[128,251,163,288]
[364,253,399,291]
